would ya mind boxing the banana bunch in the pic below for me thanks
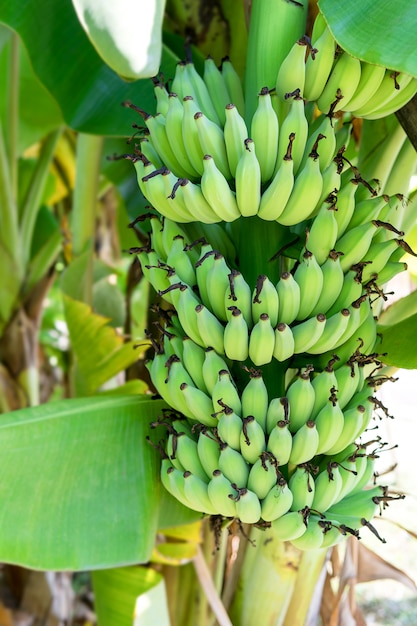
[127,7,412,550]
[302,13,417,118]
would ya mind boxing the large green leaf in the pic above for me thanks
[92,566,170,626]
[378,313,417,369]
[0,26,63,153]
[0,395,165,570]
[319,0,417,77]
[0,0,179,136]
[72,0,166,80]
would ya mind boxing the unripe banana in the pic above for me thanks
[163,171,196,222]
[203,57,231,126]
[319,523,344,549]
[179,178,223,224]
[240,415,267,464]
[140,167,188,222]
[171,61,194,100]
[195,303,225,355]
[266,397,290,435]
[194,112,231,180]
[307,203,339,265]
[217,404,243,450]
[314,395,345,455]
[337,455,361,501]
[258,134,295,220]
[218,442,250,487]
[172,431,209,482]
[271,509,309,542]
[248,452,280,500]
[174,283,203,345]
[293,314,327,354]
[250,87,279,182]
[350,453,376,494]
[376,261,408,286]
[184,61,221,125]
[205,252,232,321]
[276,94,308,175]
[317,52,362,114]
[195,243,216,309]
[165,93,200,180]
[201,155,240,222]
[164,354,197,416]
[241,370,269,431]
[235,139,262,217]
[182,96,205,175]
[221,57,245,116]
[310,251,345,316]
[287,367,315,433]
[326,266,363,317]
[261,477,293,522]
[153,79,170,115]
[300,114,337,172]
[347,194,388,231]
[289,465,316,511]
[361,239,401,282]
[294,250,324,320]
[288,420,320,465]
[350,70,413,118]
[161,463,194,509]
[140,136,164,169]
[160,217,191,254]
[307,309,351,355]
[334,178,360,238]
[304,25,337,102]
[166,235,197,286]
[276,38,308,101]
[212,369,242,416]
[179,382,218,427]
[273,323,295,362]
[266,419,293,466]
[361,76,417,119]
[252,275,280,327]
[224,269,253,328]
[182,470,218,514]
[224,103,248,177]
[234,487,262,524]
[325,484,383,520]
[207,470,239,517]
[248,313,276,366]
[276,269,301,324]
[345,62,386,112]
[311,360,339,417]
[325,404,368,455]
[224,307,249,361]
[290,516,325,550]
[202,349,231,396]
[337,221,379,272]
[197,429,221,478]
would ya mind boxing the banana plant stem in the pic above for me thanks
[71,133,104,306]
[193,545,233,626]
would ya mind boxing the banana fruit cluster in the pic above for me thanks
[129,9,410,550]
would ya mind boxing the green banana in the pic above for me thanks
[240,415,267,464]
[271,509,309,542]
[234,488,262,524]
[289,465,316,511]
[266,419,293,466]
[248,453,280,499]
[294,250,324,320]
[174,284,203,346]
[165,93,200,180]
[212,369,242,416]
[325,404,369,456]
[166,235,197,286]
[224,103,248,177]
[153,79,170,115]
[221,57,245,116]
[258,133,295,221]
[276,38,308,101]
[287,367,315,433]
[334,360,364,409]
[288,420,320,465]
[252,274,280,327]
[182,96,205,175]
[290,516,325,550]
[202,349,231,396]
[180,382,218,427]
[350,70,413,118]
[300,114,337,172]
[248,313,276,366]
[203,57,231,126]
[161,463,195,509]
[184,61,221,125]
[218,442,250,487]
[224,307,249,361]
[361,76,417,119]
[241,370,269,431]
[235,139,262,217]
[250,87,279,182]
[334,178,360,238]
[261,477,293,522]
[208,470,239,518]
[217,404,243,450]
[205,252,233,321]
[347,193,388,230]
[183,471,218,515]
[171,431,209,482]
[194,111,231,180]
[307,309,351,354]
[310,361,339,417]
[179,178,223,224]
[304,23,337,102]
[276,93,309,175]
[307,203,339,265]
[273,322,295,362]
[293,314,327,354]
[326,267,364,316]
[276,269,300,324]
[337,221,379,272]
[345,62,386,113]
[310,250,345,316]
[266,396,290,435]
[195,303,225,355]
[317,51,362,114]
[197,429,221,478]
[195,243,216,309]
[225,270,253,328]
[314,395,345,454]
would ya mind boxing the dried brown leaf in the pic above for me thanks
[356,541,417,592]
